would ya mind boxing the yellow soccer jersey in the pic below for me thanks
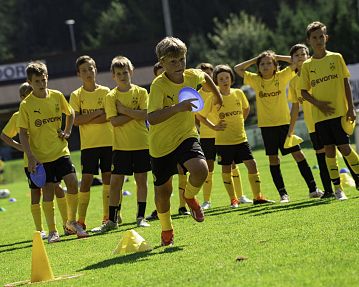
[299,51,350,123]
[17,89,72,163]
[288,74,315,133]
[105,84,149,151]
[148,68,205,158]
[198,88,216,139]
[2,112,28,167]
[244,66,295,127]
[199,88,249,145]
[70,85,113,150]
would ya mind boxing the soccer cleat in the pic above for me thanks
[146,210,159,221]
[40,230,48,240]
[117,213,123,225]
[309,188,324,198]
[178,206,190,215]
[184,197,204,222]
[66,221,89,238]
[91,220,118,233]
[63,225,76,236]
[201,201,211,210]
[230,198,239,208]
[334,188,348,200]
[77,221,87,230]
[280,194,290,203]
[239,195,253,204]
[320,191,335,199]
[253,197,275,205]
[161,229,174,246]
[137,217,150,227]
[102,216,109,224]
[47,231,60,243]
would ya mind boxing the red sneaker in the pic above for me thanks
[184,197,204,222]
[161,229,174,246]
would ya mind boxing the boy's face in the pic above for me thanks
[216,71,232,90]
[77,62,96,84]
[112,66,132,86]
[160,54,186,78]
[258,56,276,78]
[307,28,328,51]
[292,48,309,68]
[28,74,48,94]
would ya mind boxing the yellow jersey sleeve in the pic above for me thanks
[299,51,349,123]
[2,112,19,138]
[70,85,113,149]
[17,90,70,163]
[148,69,205,157]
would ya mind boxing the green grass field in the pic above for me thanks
[1,148,359,287]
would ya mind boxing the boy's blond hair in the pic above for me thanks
[76,55,96,72]
[110,56,134,73]
[306,21,327,39]
[26,61,48,80]
[155,37,187,60]
[213,64,235,85]
[256,50,279,77]
[18,82,33,98]
[196,63,214,72]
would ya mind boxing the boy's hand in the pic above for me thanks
[346,108,356,121]
[213,120,227,131]
[176,98,197,112]
[317,100,335,116]
[57,129,71,140]
[28,155,40,173]
[94,109,105,117]
[116,100,126,114]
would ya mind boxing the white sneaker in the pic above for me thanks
[230,199,239,208]
[309,188,324,198]
[334,188,348,200]
[239,195,253,204]
[66,221,89,238]
[280,194,290,203]
[91,220,118,233]
[137,217,150,227]
[40,230,48,240]
[201,201,211,210]
[47,231,60,243]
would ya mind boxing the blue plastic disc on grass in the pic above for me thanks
[178,87,204,112]
[340,168,350,174]
[30,164,46,188]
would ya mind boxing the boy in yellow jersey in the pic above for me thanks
[1,83,71,240]
[18,61,88,243]
[69,56,113,229]
[148,37,223,246]
[199,65,274,206]
[235,51,322,203]
[300,21,359,200]
[93,56,151,233]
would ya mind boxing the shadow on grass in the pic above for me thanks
[0,239,32,248]
[78,245,184,271]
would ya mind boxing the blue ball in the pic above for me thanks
[340,168,350,174]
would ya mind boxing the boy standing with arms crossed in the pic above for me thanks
[69,56,113,229]
[18,61,88,242]
[300,21,359,200]
[148,37,223,245]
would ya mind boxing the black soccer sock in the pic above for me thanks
[269,164,287,196]
[297,159,317,193]
[343,156,359,186]
[316,153,333,193]
[109,206,119,223]
[137,202,147,219]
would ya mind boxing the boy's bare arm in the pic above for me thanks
[288,103,299,136]
[116,100,147,120]
[243,107,250,121]
[59,110,74,140]
[195,114,226,131]
[275,55,296,70]
[301,89,335,116]
[234,57,257,78]
[0,133,23,152]
[87,113,108,124]
[19,128,38,172]
[344,78,356,120]
[110,115,132,127]
[202,74,223,106]
[74,109,104,126]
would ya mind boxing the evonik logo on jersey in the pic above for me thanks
[310,74,338,87]
[81,108,102,114]
[258,90,281,98]
[219,110,242,120]
[34,116,61,127]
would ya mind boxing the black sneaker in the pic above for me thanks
[145,210,158,221]
[253,197,275,205]
[178,207,190,216]
[320,192,335,199]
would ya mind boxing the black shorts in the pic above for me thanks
[315,117,349,146]
[216,142,253,165]
[112,149,151,175]
[261,125,301,156]
[43,156,76,183]
[309,132,324,151]
[200,138,216,161]
[151,137,205,186]
[81,146,112,174]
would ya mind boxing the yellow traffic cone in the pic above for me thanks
[113,229,151,255]
[31,231,55,283]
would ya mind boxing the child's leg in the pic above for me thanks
[177,165,187,209]
[41,183,56,233]
[222,164,238,204]
[342,156,359,188]
[324,145,342,189]
[269,155,287,196]
[243,159,262,199]
[134,172,148,219]
[77,173,93,225]
[338,144,359,175]
[54,184,67,226]
[202,160,214,203]
[291,150,318,194]
[231,163,243,198]
[108,174,125,223]
[315,150,333,194]
[31,188,43,232]
[101,171,111,221]
[63,172,79,223]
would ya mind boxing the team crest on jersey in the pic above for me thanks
[55,103,60,113]
[97,98,103,107]
[274,79,279,87]
[132,96,139,108]
[329,62,335,71]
